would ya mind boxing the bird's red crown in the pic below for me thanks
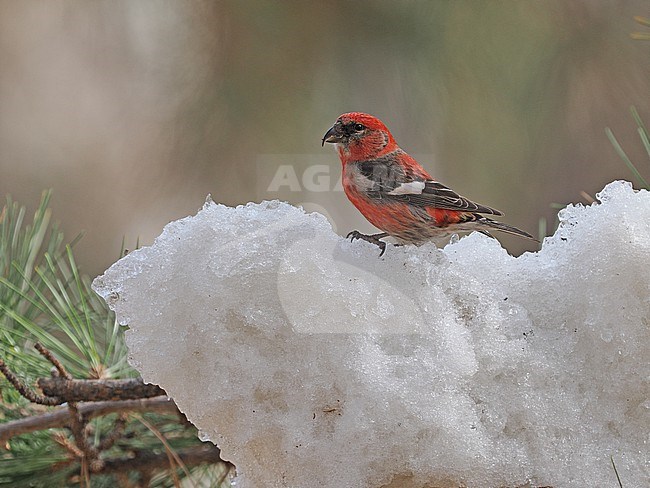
[323,112,398,161]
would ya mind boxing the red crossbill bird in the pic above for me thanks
[322,112,536,255]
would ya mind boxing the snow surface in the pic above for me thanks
[92,181,649,488]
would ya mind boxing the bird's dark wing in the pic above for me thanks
[388,180,504,216]
[355,160,503,216]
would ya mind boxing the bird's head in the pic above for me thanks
[322,112,397,161]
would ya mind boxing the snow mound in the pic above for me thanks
[93,181,650,488]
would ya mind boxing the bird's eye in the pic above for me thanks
[354,123,365,132]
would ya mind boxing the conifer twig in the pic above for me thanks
[0,359,61,406]
[33,344,97,468]
[37,377,166,402]
[0,396,178,443]
[35,342,71,379]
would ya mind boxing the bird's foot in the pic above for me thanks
[346,231,389,257]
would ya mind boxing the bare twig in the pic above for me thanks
[0,396,178,443]
[34,343,72,379]
[67,401,97,466]
[32,344,97,467]
[37,377,166,402]
[0,359,61,406]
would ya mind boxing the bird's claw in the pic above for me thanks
[346,231,388,257]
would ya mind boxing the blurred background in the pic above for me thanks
[1,1,648,277]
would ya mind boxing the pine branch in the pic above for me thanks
[0,193,229,485]
[37,377,166,402]
[0,396,178,443]
[0,358,61,405]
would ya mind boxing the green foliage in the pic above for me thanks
[0,190,130,381]
[0,192,230,487]
[606,107,650,190]
[0,435,71,487]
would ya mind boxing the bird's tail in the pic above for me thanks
[478,217,538,242]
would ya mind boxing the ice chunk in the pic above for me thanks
[93,181,650,488]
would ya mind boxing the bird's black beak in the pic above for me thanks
[321,125,343,146]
